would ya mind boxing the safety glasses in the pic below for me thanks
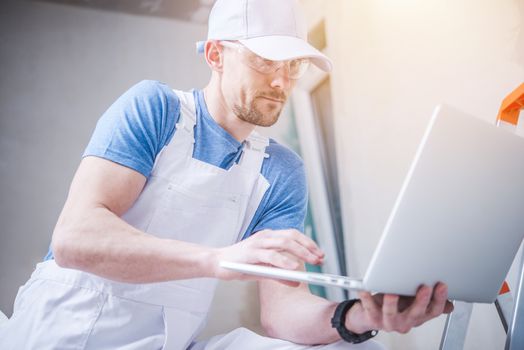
[220,41,311,80]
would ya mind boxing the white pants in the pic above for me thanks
[192,328,386,350]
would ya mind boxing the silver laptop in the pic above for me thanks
[221,104,524,303]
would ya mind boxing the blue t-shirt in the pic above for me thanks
[45,80,307,260]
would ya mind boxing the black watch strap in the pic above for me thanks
[331,299,378,344]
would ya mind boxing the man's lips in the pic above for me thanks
[259,96,285,103]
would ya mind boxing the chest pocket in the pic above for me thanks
[146,177,243,248]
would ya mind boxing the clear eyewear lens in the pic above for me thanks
[220,41,310,79]
[286,59,310,79]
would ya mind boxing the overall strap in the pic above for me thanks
[172,89,197,142]
[239,131,270,173]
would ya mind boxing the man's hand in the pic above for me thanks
[346,283,454,334]
[212,229,324,284]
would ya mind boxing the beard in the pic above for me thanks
[232,90,287,127]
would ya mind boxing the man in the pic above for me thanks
[0,0,452,349]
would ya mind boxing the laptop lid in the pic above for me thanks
[364,104,524,303]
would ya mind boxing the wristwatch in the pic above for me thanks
[331,299,378,344]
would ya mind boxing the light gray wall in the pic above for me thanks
[0,0,209,316]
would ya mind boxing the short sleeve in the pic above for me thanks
[247,164,308,236]
[83,80,180,178]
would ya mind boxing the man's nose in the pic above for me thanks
[270,63,292,91]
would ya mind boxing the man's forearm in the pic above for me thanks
[52,206,217,283]
[259,281,343,345]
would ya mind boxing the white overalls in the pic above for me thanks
[0,91,385,350]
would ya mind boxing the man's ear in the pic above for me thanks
[204,40,224,72]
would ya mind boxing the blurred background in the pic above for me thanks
[1,0,523,349]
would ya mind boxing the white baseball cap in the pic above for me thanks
[196,0,332,72]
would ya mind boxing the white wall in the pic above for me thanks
[301,0,524,349]
[0,0,209,316]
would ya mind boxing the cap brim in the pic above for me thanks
[239,36,332,72]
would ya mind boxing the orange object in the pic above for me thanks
[499,281,511,295]
[496,83,524,126]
